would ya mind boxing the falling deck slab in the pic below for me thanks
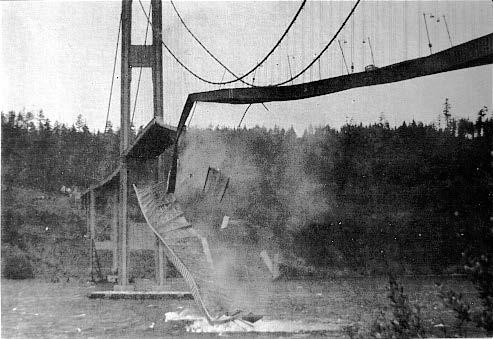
[81,117,178,201]
[125,116,177,159]
[87,290,193,300]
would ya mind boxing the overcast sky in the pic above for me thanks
[1,1,492,134]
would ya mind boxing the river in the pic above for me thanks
[1,276,477,338]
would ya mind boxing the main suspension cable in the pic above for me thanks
[104,9,122,133]
[169,0,307,86]
[138,0,307,87]
[138,0,360,88]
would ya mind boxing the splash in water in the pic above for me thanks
[165,309,341,334]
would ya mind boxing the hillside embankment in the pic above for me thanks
[1,186,88,281]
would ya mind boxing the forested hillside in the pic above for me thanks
[1,104,491,274]
[1,111,120,191]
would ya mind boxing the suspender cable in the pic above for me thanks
[287,55,294,85]
[338,39,350,74]
[443,15,453,47]
[423,12,433,54]
[318,0,322,80]
[350,6,355,73]
[418,8,422,57]
[368,37,375,65]
[309,3,313,82]
[218,69,226,89]
[389,3,393,64]
[404,1,408,60]
[238,104,252,128]
[361,0,365,67]
[301,2,305,83]
[237,68,259,127]
[104,9,122,133]
[328,0,333,78]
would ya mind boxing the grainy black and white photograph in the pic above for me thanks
[1,0,492,337]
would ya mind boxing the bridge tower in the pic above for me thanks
[118,0,166,288]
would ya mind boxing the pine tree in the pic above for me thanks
[476,106,488,137]
[105,120,114,134]
[443,98,452,126]
[75,114,86,132]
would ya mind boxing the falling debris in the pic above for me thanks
[135,180,275,324]
[202,167,230,202]
[221,216,230,229]
[260,250,280,280]
[190,229,214,267]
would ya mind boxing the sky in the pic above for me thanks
[1,1,492,135]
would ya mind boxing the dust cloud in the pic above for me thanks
[172,127,333,314]
[175,127,332,236]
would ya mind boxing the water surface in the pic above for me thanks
[1,276,476,338]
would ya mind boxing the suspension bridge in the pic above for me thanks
[83,0,492,323]
[105,0,493,130]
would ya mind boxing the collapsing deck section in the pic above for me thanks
[133,181,270,324]
[133,182,220,323]
[125,117,177,159]
[82,117,177,197]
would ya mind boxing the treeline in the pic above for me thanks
[1,104,491,273]
[1,111,122,191]
[296,112,492,273]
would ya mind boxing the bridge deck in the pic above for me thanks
[177,33,493,133]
